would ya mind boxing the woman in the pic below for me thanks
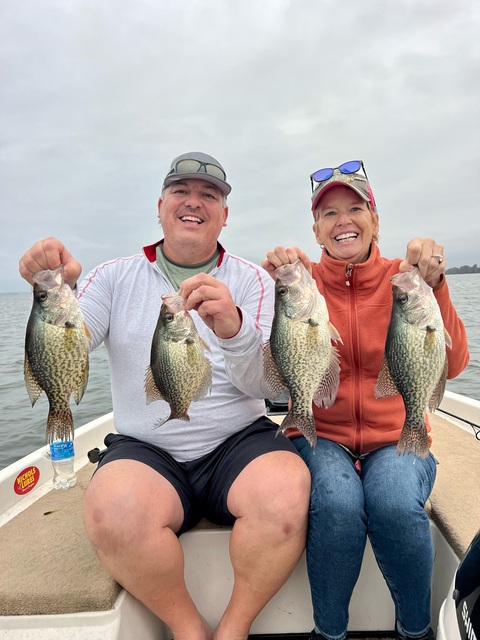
[262,160,470,640]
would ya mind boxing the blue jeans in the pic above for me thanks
[293,437,437,640]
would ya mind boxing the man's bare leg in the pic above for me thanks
[214,450,311,640]
[83,459,212,640]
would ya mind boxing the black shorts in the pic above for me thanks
[96,416,299,536]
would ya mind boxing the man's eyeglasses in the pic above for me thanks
[310,160,369,192]
[167,159,227,182]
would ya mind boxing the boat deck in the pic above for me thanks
[249,635,395,639]
[1,410,479,638]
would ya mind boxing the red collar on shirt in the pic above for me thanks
[143,239,226,266]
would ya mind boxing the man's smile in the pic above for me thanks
[180,215,204,224]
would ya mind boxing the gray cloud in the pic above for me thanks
[1,0,479,292]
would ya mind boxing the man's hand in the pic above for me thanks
[178,273,242,339]
[19,237,82,290]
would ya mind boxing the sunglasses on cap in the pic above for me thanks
[167,158,227,182]
[310,160,369,192]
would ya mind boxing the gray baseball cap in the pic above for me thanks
[162,151,231,196]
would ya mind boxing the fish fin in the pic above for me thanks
[374,359,399,399]
[444,328,452,349]
[396,421,429,459]
[72,363,89,405]
[46,408,74,444]
[192,360,213,401]
[328,321,343,344]
[428,359,448,412]
[313,346,341,409]
[144,366,166,404]
[423,326,437,356]
[277,411,317,448]
[200,337,212,353]
[84,321,94,345]
[263,341,288,398]
[24,355,44,406]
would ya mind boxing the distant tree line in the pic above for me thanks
[445,264,480,274]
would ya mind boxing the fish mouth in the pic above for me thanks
[334,232,358,243]
[180,215,204,224]
[161,293,185,314]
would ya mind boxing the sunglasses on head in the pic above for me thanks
[168,158,226,182]
[310,160,369,192]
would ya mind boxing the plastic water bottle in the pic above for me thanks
[50,440,77,489]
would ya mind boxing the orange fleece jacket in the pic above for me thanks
[287,242,470,455]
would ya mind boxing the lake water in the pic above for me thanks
[0,274,479,470]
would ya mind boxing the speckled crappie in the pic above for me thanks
[24,267,91,444]
[264,260,342,448]
[145,293,212,426]
[374,268,451,458]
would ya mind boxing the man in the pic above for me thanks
[19,152,311,640]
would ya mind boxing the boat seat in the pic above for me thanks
[0,463,120,617]
[0,412,479,619]
[428,412,480,558]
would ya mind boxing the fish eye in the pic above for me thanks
[164,312,174,322]
[37,292,48,302]
[398,293,408,304]
[277,285,288,296]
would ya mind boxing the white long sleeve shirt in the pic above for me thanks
[77,241,274,462]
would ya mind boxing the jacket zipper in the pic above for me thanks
[345,264,363,452]
[345,265,353,286]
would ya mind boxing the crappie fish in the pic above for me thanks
[374,267,451,458]
[264,260,342,448]
[24,267,91,444]
[145,293,212,426]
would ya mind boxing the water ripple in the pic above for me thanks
[0,277,478,469]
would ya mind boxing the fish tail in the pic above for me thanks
[396,422,429,459]
[277,411,317,448]
[154,411,190,429]
[46,408,74,444]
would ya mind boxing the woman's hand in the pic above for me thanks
[399,237,445,288]
[261,246,312,279]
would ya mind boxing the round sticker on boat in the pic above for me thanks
[14,466,40,495]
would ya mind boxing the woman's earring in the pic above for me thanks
[320,244,325,249]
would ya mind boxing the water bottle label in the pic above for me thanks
[50,440,74,461]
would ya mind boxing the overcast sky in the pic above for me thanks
[1,0,479,293]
